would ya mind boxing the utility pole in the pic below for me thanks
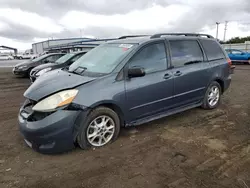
[223,21,228,42]
[216,22,220,39]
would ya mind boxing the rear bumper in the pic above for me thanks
[230,66,235,74]
[18,103,84,154]
[224,76,232,92]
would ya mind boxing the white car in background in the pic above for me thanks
[0,54,14,60]
[15,53,38,60]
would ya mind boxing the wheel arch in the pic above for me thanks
[91,101,126,127]
[212,78,225,93]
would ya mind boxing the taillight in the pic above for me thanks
[227,58,232,67]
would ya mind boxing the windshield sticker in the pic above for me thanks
[119,44,133,48]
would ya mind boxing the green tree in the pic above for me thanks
[225,36,250,44]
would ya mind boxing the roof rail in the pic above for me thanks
[118,35,149,39]
[150,33,214,39]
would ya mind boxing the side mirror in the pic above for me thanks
[128,67,145,78]
[241,52,245,55]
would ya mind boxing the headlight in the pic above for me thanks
[36,67,52,76]
[32,89,78,112]
[19,65,27,69]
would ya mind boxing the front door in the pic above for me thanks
[125,41,174,122]
[168,39,211,107]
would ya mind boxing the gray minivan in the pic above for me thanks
[18,33,234,154]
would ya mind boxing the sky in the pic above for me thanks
[0,0,250,51]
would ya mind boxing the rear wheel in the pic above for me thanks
[77,107,120,150]
[201,81,221,109]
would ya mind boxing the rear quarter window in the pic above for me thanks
[200,39,226,61]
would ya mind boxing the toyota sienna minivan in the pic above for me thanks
[18,33,234,154]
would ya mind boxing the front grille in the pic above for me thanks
[28,111,54,121]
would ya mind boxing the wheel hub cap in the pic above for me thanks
[87,115,115,147]
[208,86,220,107]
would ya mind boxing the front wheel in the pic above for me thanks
[77,107,120,150]
[201,81,221,109]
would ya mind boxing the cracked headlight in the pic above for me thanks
[32,89,79,112]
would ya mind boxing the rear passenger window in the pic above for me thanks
[129,42,167,73]
[169,40,203,67]
[200,40,225,61]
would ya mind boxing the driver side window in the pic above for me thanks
[128,42,167,74]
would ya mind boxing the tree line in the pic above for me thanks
[220,36,250,44]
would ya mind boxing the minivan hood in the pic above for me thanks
[24,69,97,101]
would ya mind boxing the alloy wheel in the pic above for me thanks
[86,115,115,147]
[208,86,220,107]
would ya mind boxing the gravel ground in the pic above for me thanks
[0,66,249,188]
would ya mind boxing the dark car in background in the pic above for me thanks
[18,33,233,154]
[12,53,65,77]
[29,50,89,83]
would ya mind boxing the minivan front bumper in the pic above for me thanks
[18,101,83,154]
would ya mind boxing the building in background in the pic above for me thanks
[45,38,118,53]
[32,37,93,55]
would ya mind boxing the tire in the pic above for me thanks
[201,81,222,109]
[77,107,120,150]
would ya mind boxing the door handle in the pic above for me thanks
[163,73,172,79]
[174,71,182,76]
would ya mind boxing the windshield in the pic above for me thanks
[55,53,75,64]
[68,43,136,74]
[32,54,49,62]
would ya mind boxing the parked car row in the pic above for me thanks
[12,53,66,77]
[30,50,88,82]
[17,33,234,154]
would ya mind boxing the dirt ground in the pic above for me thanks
[0,67,250,188]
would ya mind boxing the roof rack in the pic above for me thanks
[118,35,149,39]
[150,33,214,39]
